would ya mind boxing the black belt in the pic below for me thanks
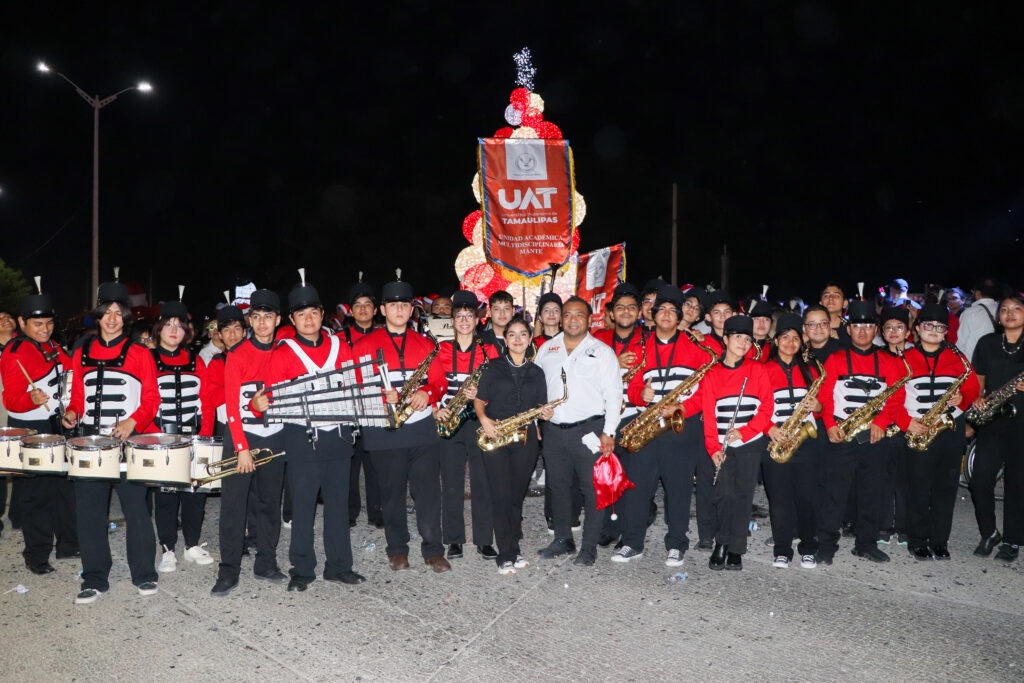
[550,415,603,429]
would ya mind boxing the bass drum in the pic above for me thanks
[126,434,192,488]
[0,427,38,474]
[21,434,68,475]
[67,436,123,481]
[960,436,1004,502]
[190,436,223,493]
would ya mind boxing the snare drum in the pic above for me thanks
[190,436,223,492]
[21,434,68,475]
[0,427,38,474]
[67,436,123,481]
[126,434,192,488]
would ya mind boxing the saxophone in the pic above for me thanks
[620,332,647,414]
[835,350,913,442]
[436,340,488,438]
[388,331,441,430]
[619,330,718,453]
[965,368,1024,426]
[768,360,826,463]
[477,370,567,451]
[907,343,972,451]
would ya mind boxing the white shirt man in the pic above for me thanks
[958,296,998,363]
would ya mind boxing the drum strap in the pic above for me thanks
[81,338,131,431]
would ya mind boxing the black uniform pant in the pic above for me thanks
[879,436,908,535]
[284,426,354,579]
[370,440,444,560]
[816,437,887,554]
[154,490,206,551]
[543,443,583,525]
[619,419,700,553]
[0,474,8,532]
[349,438,382,524]
[75,474,157,591]
[481,436,538,565]
[440,424,494,546]
[762,443,820,559]
[217,433,285,581]
[695,433,718,543]
[972,418,1024,545]
[544,418,604,549]
[712,441,764,553]
[906,429,964,548]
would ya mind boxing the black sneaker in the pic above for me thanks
[447,544,464,559]
[324,571,366,585]
[725,552,743,570]
[814,550,834,566]
[709,543,727,570]
[573,546,597,566]
[254,568,288,584]
[851,547,890,563]
[841,522,856,538]
[597,533,618,548]
[137,581,159,596]
[974,531,1002,557]
[909,546,933,560]
[476,545,498,559]
[287,575,315,592]
[211,577,239,596]
[537,538,576,559]
[75,588,104,604]
[994,544,1019,563]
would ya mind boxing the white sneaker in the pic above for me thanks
[536,470,545,486]
[611,546,643,563]
[75,588,103,604]
[800,554,817,569]
[282,519,292,529]
[498,561,516,575]
[665,549,684,567]
[157,547,177,573]
[184,543,214,566]
[514,555,530,569]
[773,555,790,568]
[571,524,582,533]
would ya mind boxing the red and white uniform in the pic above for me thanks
[146,347,213,436]
[224,337,282,453]
[0,336,71,422]
[703,332,761,361]
[352,327,446,428]
[343,324,376,348]
[68,335,159,433]
[764,359,821,429]
[700,359,774,456]
[819,346,909,433]
[896,346,980,432]
[205,352,227,429]
[428,338,500,409]
[595,327,645,422]
[627,332,711,419]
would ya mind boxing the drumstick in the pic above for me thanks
[16,360,38,391]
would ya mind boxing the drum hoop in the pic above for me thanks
[22,435,67,446]
[127,435,190,449]
[68,436,122,450]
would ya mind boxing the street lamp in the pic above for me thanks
[37,61,152,305]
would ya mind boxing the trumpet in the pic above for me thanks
[191,448,286,489]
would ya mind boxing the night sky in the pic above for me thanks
[3,3,1023,317]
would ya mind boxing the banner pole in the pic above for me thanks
[670,182,678,287]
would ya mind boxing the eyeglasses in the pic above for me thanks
[919,322,948,332]
[882,324,906,334]
[850,323,875,331]
[613,304,638,312]
[453,314,476,321]
[803,321,829,329]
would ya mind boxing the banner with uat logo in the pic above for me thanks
[478,138,576,279]
[576,243,627,329]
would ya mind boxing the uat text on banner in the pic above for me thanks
[576,243,627,329]
[478,138,576,278]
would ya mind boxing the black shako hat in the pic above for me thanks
[288,268,322,312]
[653,284,684,315]
[159,285,189,321]
[705,289,733,310]
[97,266,130,307]
[21,276,55,319]
[537,292,563,311]
[880,306,910,326]
[611,282,640,303]
[917,303,950,326]
[216,305,244,328]
[847,300,877,324]
[382,268,414,303]
[774,313,803,337]
[250,288,281,313]
[451,290,480,310]
[749,300,773,319]
[724,314,754,337]
[642,278,668,296]
[347,271,376,306]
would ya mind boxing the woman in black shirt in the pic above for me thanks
[474,317,551,574]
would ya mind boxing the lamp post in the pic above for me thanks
[37,61,152,305]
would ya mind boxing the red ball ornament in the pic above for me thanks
[521,107,543,128]
[571,230,580,253]
[535,121,562,139]
[462,210,481,242]
[494,127,514,138]
[463,263,496,291]
[510,88,531,112]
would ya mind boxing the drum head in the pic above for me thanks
[128,434,190,448]
[1,427,38,440]
[68,435,122,450]
[23,434,66,446]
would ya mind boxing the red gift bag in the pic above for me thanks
[593,452,634,511]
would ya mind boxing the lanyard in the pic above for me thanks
[653,332,680,385]
[387,331,408,378]
[613,329,636,357]
[452,340,478,376]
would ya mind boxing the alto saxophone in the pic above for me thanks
[618,330,718,453]
[907,343,972,451]
[477,371,567,451]
[620,332,647,414]
[966,367,1024,426]
[768,360,826,463]
[436,340,488,438]
[388,331,441,430]
[835,350,913,442]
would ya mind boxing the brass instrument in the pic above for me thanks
[436,340,489,438]
[836,350,913,442]
[907,343,972,450]
[477,370,567,451]
[389,331,441,430]
[620,332,647,414]
[191,448,285,488]
[966,366,1024,427]
[768,361,826,463]
[619,330,718,453]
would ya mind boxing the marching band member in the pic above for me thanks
[616,286,707,566]
[534,297,621,566]
[877,306,913,545]
[880,307,913,354]
[900,304,979,560]
[802,305,844,364]
[253,277,366,590]
[814,300,909,565]
[343,277,384,529]
[749,300,774,361]
[473,316,550,574]
[680,287,706,333]
[533,292,563,347]
[353,272,450,573]
[0,310,11,536]
[819,282,851,346]
[430,290,499,560]
[702,315,774,571]
[0,284,77,574]
[593,283,644,547]
[63,280,160,604]
[149,293,216,573]
[639,279,666,331]
[212,293,288,595]
[702,291,734,354]
[480,290,515,356]
[969,293,1024,563]
[763,313,823,569]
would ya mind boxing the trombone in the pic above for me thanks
[191,448,286,489]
